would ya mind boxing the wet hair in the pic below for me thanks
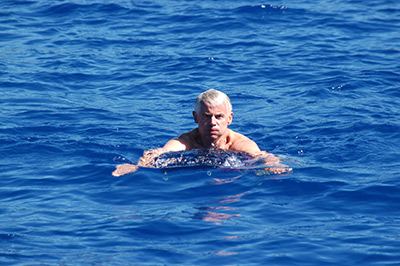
[194,89,232,114]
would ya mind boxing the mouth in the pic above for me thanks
[209,128,219,135]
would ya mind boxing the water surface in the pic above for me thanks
[1,0,400,265]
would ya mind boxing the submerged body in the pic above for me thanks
[112,89,290,176]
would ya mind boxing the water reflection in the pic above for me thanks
[196,173,251,225]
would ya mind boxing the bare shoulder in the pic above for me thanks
[162,139,186,151]
[163,129,198,151]
[179,128,198,141]
[228,129,261,155]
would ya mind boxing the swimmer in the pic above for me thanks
[112,89,291,176]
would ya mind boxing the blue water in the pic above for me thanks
[1,0,400,265]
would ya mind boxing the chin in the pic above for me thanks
[210,135,220,141]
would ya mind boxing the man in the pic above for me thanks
[112,89,290,176]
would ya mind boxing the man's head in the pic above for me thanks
[193,89,233,144]
[194,89,232,115]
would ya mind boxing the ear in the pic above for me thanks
[227,112,233,125]
[193,111,199,123]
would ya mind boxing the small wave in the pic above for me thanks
[233,5,287,15]
[34,3,129,17]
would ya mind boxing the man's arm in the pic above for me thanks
[112,148,167,177]
[230,133,291,174]
[251,150,292,174]
[112,137,189,177]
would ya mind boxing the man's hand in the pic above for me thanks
[112,148,168,177]
[253,151,292,174]
[112,163,138,177]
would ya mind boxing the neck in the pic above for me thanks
[200,134,228,150]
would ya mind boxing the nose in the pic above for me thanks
[210,115,217,125]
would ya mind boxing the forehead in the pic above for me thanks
[199,101,229,113]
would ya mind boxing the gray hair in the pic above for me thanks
[194,89,232,114]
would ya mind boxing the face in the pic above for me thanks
[193,101,233,142]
